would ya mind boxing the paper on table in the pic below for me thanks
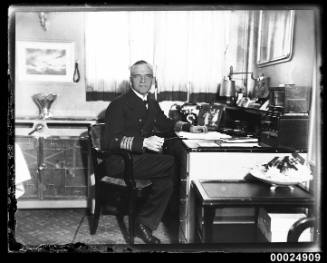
[182,140,200,149]
[197,141,220,147]
[176,131,231,140]
[219,142,260,147]
[221,137,258,143]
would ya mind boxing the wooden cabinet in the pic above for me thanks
[15,119,95,208]
[42,137,89,199]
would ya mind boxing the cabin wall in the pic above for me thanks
[250,10,315,94]
[14,10,315,119]
[15,12,108,119]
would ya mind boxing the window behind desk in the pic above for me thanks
[84,10,250,102]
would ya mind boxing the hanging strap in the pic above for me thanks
[73,61,80,83]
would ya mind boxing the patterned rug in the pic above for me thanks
[14,209,179,247]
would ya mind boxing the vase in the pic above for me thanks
[32,93,57,119]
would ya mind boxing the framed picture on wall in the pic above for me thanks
[16,41,75,82]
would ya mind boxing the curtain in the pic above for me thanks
[85,10,250,102]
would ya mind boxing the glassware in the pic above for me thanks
[32,93,57,119]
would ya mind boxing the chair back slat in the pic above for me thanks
[88,123,105,150]
[88,122,151,188]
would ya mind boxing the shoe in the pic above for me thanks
[135,223,161,244]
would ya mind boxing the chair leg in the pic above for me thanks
[90,200,101,235]
[129,211,135,245]
[128,192,137,245]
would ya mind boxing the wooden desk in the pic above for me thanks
[165,136,308,243]
[191,180,314,243]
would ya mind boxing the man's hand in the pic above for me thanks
[189,125,208,133]
[143,135,165,152]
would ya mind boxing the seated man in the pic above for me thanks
[103,60,206,244]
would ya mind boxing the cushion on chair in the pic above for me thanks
[101,176,152,189]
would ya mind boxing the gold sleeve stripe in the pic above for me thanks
[125,136,131,151]
[124,137,129,150]
[120,136,134,151]
[128,137,134,151]
[120,136,127,149]
[124,136,129,150]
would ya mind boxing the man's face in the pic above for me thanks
[130,63,154,95]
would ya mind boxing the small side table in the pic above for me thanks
[191,180,314,243]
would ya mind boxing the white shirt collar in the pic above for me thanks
[131,88,148,101]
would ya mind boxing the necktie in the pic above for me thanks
[143,99,148,110]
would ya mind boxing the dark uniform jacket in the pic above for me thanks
[103,89,187,176]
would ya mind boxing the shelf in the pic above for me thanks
[16,118,96,125]
[15,118,96,137]
[16,116,97,121]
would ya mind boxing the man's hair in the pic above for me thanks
[130,60,153,75]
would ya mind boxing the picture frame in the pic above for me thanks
[197,103,225,131]
[16,41,75,82]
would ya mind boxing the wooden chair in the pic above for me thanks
[287,217,316,242]
[88,123,152,245]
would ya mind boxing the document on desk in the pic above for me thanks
[196,141,260,147]
[196,141,220,147]
[219,142,260,147]
[176,131,231,140]
[221,137,258,143]
[177,132,260,148]
[219,137,260,147]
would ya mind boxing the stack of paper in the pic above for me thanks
[219,142,260,147]
[221,137,258,143]
[219,137,260,147]
[176,131,231,140]
[176,132,260,148]
[196,141,220,147]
